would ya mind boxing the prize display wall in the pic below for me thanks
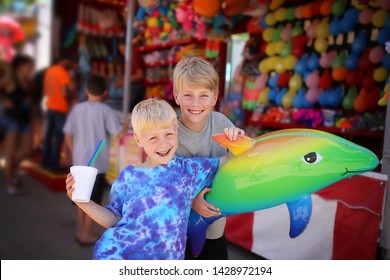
[222,0,389,159]
[221,0,389,259]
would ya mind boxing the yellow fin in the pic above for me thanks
[212,133,254,156]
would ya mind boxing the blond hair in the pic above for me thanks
[173,56,219,95]
[132,98,178,135]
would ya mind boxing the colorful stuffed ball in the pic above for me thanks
[315,20,330,38]
[332,0,346,16]
[305,71,320,88]
[359,8,374,25]
[265,43,277,56]
[314,37,329,53]
[306,87,322,103]
[345,53,359,70]
[289,73,303,90]
[372,9,387,27]
[275,41,285,54]
[285,7,295,21]
[275,7,287,21]
[294,6,303,19]
[332,66,348,81]
[275,58,286,73]
[373,67,388,82]
[277,71,292,87]
[265,13,277,26]
[282,89,296,109]
[284,55,297,70]
[320,0,334,16]
[369,46,385,64]
[259,59,269,73]
[258,87,270,105]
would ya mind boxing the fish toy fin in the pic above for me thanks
[212,134,254,156]
[287,195,312,238]
[187,210,220,257]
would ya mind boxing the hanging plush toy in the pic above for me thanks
[193,0,222,17]
[0,15,25,61]
[188,128,379,257]
[136,0,161,20]
[176,0,206,40]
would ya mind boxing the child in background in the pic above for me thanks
[173,56,245,260]
[63,74,128,245]
[65,98,236,259]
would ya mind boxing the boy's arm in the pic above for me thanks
[116,119,129,140]
[192,188,221,217]
[75,201,119,229]
[191,154,231,217]
[66,174,119,228]
[64,134,73,156]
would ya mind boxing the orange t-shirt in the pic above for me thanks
[44,65,70,113]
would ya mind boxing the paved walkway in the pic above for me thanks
[0,170,261,260]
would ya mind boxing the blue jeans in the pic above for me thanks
[1,116,32,133]
[41,110,67,169]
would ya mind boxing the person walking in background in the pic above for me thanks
[63,74,128,245]
[41,57,75,172]
[1,54,35,195]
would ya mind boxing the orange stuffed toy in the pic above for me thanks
[193,0,222,17]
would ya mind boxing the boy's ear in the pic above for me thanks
[212,92,218,106]
[173,92,180,105]
[134,134,143,148]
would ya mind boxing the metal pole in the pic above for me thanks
[380,64,390,259]
[122,0,135,117]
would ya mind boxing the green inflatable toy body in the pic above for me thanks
[188,128,379,257]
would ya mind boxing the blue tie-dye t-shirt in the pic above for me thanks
[93,157,219,260]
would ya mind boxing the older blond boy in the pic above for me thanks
[65,99,223,260]
[173,56,245,259]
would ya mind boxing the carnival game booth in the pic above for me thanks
[219,0,390,259]
[54,0,390,259]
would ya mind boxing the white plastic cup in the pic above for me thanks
[70,166,98,202]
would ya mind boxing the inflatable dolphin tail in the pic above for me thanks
[187,210,220,257]
[212,134,254,156]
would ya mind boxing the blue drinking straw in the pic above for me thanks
[87,140,105,167]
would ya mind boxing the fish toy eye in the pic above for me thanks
[302,152,323,164]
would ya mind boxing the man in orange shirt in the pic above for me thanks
[41,58,74,171]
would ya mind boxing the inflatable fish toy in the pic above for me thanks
[188,128,379,257]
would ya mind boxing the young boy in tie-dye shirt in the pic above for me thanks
[66,99,231,260]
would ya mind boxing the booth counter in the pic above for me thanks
[226,172,387,259]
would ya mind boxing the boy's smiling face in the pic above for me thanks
[174,80,217,132]
[135,124,178,167]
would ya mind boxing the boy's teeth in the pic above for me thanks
[157,149,170,156]
[189,110,202,114]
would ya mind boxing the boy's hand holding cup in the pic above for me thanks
[68,166,98,202]
[66,140,104,202]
